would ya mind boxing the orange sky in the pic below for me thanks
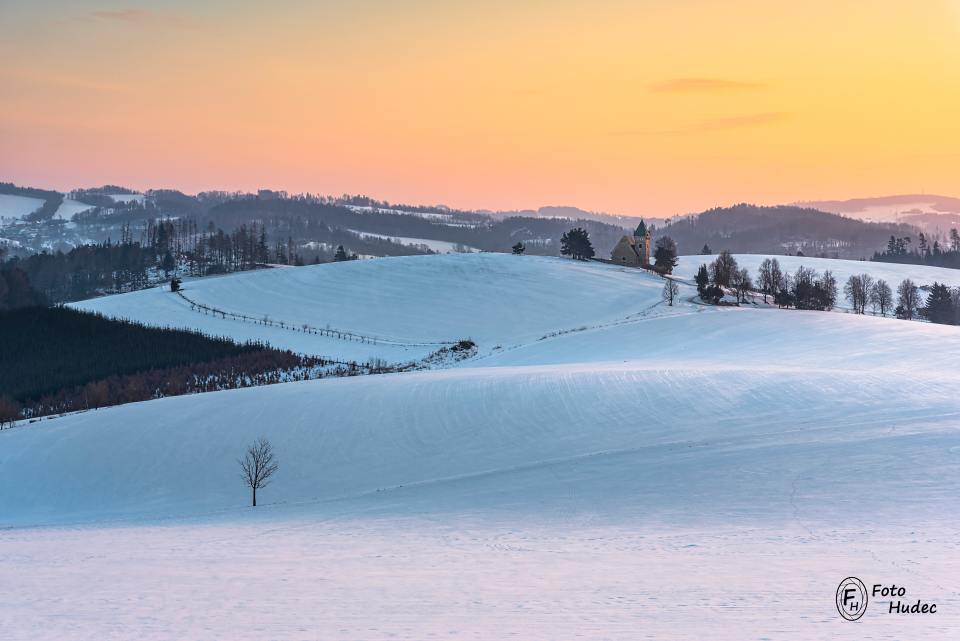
[2,0,960,216]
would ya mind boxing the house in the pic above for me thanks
[610,220,651,267]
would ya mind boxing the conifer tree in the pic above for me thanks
[694,264,709,297]
[560,228,595,261]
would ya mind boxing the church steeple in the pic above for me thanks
[634,219,647,238]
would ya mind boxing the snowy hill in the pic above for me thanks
[13,253,960,524]
[71,253,960,363]
[0,193,44,224]
[5,253,960,639]
[71,254,668,362]
[4,323,960,526]
[51,198,94,221]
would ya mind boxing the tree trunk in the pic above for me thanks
[252,486,257,507]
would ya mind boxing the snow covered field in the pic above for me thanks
[0,193,44,224]
[71,254,667,362]
[6,519,956,641]
[0,194,93,224]
[348,228,478,253]
[52,198,94,221]
[6,253,960,639]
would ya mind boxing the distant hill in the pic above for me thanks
[801,194,960,215]
[656,203,916,259]
[208,197,629,257]
[799,194,960,235]
[9,179,938,261]
[486,204,669,229]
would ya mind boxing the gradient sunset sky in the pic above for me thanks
[2,1,960,216]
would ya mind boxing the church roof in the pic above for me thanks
[634,220,647,237]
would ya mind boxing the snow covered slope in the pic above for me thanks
[71,254,667,361]
[52,198,94,221]
[348,228,479,253]
[6,253,960,640]
[0,193,44,224]
[3,347,959,527]
[31,253,960,523]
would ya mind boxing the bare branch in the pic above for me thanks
[238,437,279,506]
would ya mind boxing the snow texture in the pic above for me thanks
[5,253,960,640]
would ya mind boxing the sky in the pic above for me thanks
[2,0,960,217]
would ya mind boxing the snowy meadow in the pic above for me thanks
[3,253,959,640]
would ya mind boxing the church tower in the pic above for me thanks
[634,220,651,266]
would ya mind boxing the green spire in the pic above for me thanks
[634,219,647,237]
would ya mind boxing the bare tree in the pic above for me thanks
[820,270,838,310]
[757,258,774,303]
[896,278,920,320]
[662,278,680,306]
[844,273,874,314]
[731,267,753,304]
[870,279,893,316]
[859,274,874,313]
[844,275,860,313]
[239,437,279,507]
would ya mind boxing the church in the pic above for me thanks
[610,220,651,267]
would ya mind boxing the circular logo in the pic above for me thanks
[836,577,869,621]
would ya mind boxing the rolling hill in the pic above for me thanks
[71,254,668,362]
[4,253,960,640]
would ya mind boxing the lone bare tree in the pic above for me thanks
[239,437,279,507]
[662,278,680,306]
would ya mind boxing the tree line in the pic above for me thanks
[872,231,960,270]
[2,219,308,304]
[694,251,960,324]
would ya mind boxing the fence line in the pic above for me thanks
[173,289,454,347]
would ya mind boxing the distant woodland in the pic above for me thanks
[657,204,917,259]
[872,231,960,269]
